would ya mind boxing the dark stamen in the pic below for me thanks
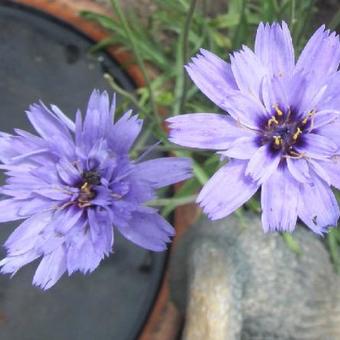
[82,170,101,186]
[77,170,101,208]
[262,105,313,157]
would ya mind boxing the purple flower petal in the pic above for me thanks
[56,159,82,186]
[318,158,340,190]
[11,148,50,163]
[18,196,53,216]
[287,70,312,115]
[315,115,340,147]
[286,158,311,183]
[0,133,20,163]
[167,113,251,150]
[261,165,299,232]
[185,49,237,109]
[246,144,281,183]
[135,157,192,188]
[220,136,259,160]
[316,72,340,111]
[33,187,71,201]
[0,250,40,276]
[66,224,104,275]
[82,90,113,145]
[308,160,331,185]
[26,102,73,147]
[290,74,331,116]
[0,199,27,222]
[0,131,48,165]
[33,246,67,290]
[166,23,340,235]
[312,110,339,129]
[123,172,156,204]
[295,26,340,84]
[255,22,295,78]
[260,75,289,113]
[88,209,113,256]
[75,109,83,147]
[298,173,339,234]
[197,160,259,220]
[230,46,267,97]
[221,91,268,129]
[0,90,190,289]
[109,111,143,154]
[86,90,112,122]
[50,104,75,132]
[116,211,174,251]
[53,207,84,235]
[4,212,52,255]
[296,133,338,159]
[5,174,36,189]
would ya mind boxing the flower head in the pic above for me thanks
[167,22,340,234]
[0,90,192,289]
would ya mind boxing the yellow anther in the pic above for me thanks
[80,182,93,197]
[81,182,89,191]
[302,110,315,126]
[273,135,282,146]
[292,127,302,141]
[267,116,279,128]
[273,105,284,117]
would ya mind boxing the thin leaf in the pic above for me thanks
[282,232,302,255]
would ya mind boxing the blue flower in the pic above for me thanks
[0,90,192,289]
[167,22,340,234]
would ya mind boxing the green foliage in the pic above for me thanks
[330,7,340,30]
[81,0,319,149]
[327,228,340,273]
[282,232,302,256]
[81,0,340,262]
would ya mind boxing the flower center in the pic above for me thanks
[77,170,101,208]
[262,105,314,158]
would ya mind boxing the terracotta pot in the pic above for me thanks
[4,1,198,339]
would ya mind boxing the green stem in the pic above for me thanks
[294,0,315,48]
[104,72,166,143]
[133,144,200,153]
[104,73,143,113]
[330,7,340,30]
[232,0,247,49]
[148,194,197,207]
[282,232,301,255]
[161,195,198,218]
[178,0,198,115]
[290,0,296,30]
[327,228,340,272]
[110,0,161,127]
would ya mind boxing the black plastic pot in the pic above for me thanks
[0,2,168,339]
